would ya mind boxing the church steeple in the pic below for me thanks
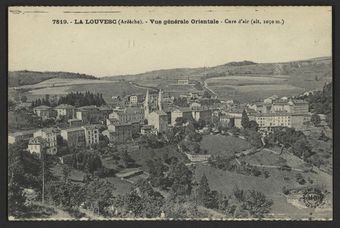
[144,89,150,117]
[158,89,162,112]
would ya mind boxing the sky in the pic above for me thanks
[8,6,332,77]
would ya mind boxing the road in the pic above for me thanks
[128,81,158,91]
[203,80,218,97]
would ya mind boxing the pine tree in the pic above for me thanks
[197,174,210,205]
[241,109,250,129]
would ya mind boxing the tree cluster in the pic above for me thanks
[306,82,332,127]
[58,91,106,107]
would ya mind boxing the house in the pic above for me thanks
[103,122,133,144]
[60,127,86,148]
[27,137,48,157]
[98,106,113,119]
[33,128,59,155]
[76,105,103,124]
[68,118,83,127]
[33,105,52,120]
[171,108,193,126]
[191,107,212,122]
[128,94,144,105]
[109,106,144,124]
[54,104,75,120]
[8,129,36,144]
[141,125,157,135]
[264,95,279,104]
[148,110,168,133]
[82,125,99,146]
[290,100,309,114]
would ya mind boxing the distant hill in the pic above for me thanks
[8,71,97,87]
[102,57,331,85]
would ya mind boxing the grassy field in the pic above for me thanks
[105,177,133,196]
[210,85,304,103]
[24,80,148,103]
[128,144,188,171]
[194,161,332,219]
[200,135,251,156]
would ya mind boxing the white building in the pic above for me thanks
[33,128,59,155]
[27,137,48,157]
[82,125,99,146]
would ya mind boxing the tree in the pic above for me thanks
[245,130,263,148]
[146,159,167,187]
[292,139,312,160]
[20,95,28,103]
[197,174,210,205]
[319,131,329,142]
[241,110,250,129]
[242,190,273,218]
[248,120,259,132]
[168,162,193,197]
[120,150,134,168]
[8,181,27,218]
[311,114,321,126]
[202,91,211,99]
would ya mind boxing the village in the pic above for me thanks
[7,77,333,219]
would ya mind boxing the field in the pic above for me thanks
[23,80,148,103]
[205,75,305,102]
[200,135,251,156]
[195,147,333,219]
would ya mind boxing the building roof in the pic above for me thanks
[110,121,132,127]
[98,106,112,111]
[8,129,37,137]
[55,104,75,109]
[273,101,290,105]
[33,105,51,110]
[253,112,292,117]
[68,118,82,122]
[61,127,84,133]
[292,100,308,105]
[77,105,98,111]
[82,125,98,130]
[36,128,60,134]
[141,125,155,130]
[151,110,167,116]
[28,136,48,145]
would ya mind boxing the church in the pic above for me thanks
[144,89,168,133]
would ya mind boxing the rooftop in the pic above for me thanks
[28,136,48,145]
[9,129,37,137]
[61,127,84,132]
[55,104,75,109]
[33,105,51,110]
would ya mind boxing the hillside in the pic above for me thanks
[8,71,97,87]
[103,57,331,83]
[102,57,331,102]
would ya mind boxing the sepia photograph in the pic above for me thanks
[7,6,332,221]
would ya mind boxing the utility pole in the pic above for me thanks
[41,150,45,204]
